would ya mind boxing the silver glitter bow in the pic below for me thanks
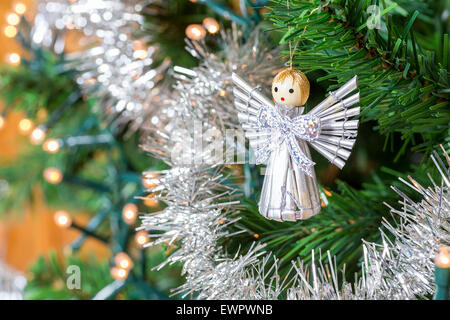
[256,105,320,176]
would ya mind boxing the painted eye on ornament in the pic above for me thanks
[274,87,278,92]
[289,89,294,93]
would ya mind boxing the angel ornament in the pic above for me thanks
[232,68,360,221]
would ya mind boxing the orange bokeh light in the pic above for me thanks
[43,139,60,153]
[53,210,72,228]
[114,252,133,271]
[18,118,32,134]
[135,230,149,247]
[43,167,63,184]
[14,3,27,15]
[122,203,138,225]
[185,24,206,41]
[4,25,17,38]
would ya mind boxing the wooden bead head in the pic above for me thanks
[272,68,310,107]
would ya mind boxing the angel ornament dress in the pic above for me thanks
[232,68,360,222]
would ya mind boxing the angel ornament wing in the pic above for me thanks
[232,68,360,222]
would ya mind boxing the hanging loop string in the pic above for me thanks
[286,2,321,69]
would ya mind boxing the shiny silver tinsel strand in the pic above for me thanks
[362,144,450,299]
[286,145,449,300]
[31,0,170,134]
[0,262,26,300]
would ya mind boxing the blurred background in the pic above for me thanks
[0,0,110,299]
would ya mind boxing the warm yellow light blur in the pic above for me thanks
[114,252,133,271]
[18,118,32,134]
[36,108,48,121]
[142,172,158,189]
[54,210,72,228]
[30,127,46,144]
[135,230,149,247]
[43,167,63,184]
[185,24,206,41]
[84,78,97,85]
[43,139,61,153]
[142,178,156,189]
[132,40,145,50]
[203,17,219,34]
[322,188,332,197]
[219,89,226,97]
[6,13,20,26]
[133,49,148,60]
[436,246,450,268]
[7,52,21,66]
[110,267,129,280]
[132,40,148,59]
[0,116,4,130]
[4,25,17,38]
[144,196,158,208]
[122,203,138,225]
[14,3,27,15]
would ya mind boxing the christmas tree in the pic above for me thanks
[0,0,448,300]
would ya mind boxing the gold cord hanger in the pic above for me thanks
[286,1,320,69]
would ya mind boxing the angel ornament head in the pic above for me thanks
[233,68,360,222]
[271,68,310,107]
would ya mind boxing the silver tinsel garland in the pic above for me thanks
[139,21,450,298]
[31,0,170,133]
[0,262,27,300]
[362,146,450,299]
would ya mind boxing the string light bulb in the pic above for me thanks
[436,246,450,268]
[142,173,158,189]
[144,196,158,208]
[43,167,63,184]
[6,52,21,66]
[135,230,149,247]
[114,252,133,270]
[185,24,206,41]
[4,25,17,38]
[110,267,128,281]
[133,49,148,60]
[30,126,46,144]
[18,118,32,134]
[122,203,138,225]
[13,2,27,15]
[43,139,61,153]
[132,40,148,60]
[54,210,72,228]
[202,17,219,34]
[6,13,20,26]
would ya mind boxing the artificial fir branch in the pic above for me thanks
[266,0,449,155]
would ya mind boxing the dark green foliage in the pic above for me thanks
[144,0,237,67]
[0,53,76,119]
[266,0,449,155]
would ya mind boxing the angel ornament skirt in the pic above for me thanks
[258,105,321,222]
